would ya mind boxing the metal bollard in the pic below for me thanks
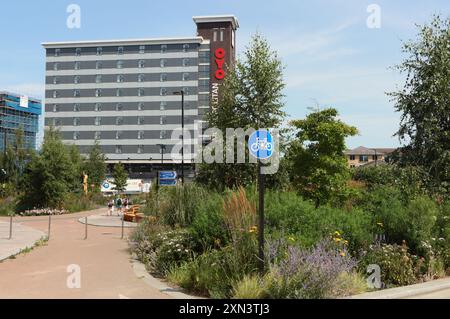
[84,216,88,240]
[121,217,125,239]
[8,215,12,240]
[48,215,52,240]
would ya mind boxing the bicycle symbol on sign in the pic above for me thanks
[250,137,273,153]
[248,130,274,160]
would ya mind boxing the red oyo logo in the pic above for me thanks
[215,48,225,80]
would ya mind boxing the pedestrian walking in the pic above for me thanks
[107,199,114,216]
[116,197,123,216]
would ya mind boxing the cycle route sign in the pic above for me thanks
[248,129,274,160]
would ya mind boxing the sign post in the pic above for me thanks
[248,130,274,274]
[159,171,178,187]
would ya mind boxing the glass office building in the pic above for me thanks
[0,91,42,152]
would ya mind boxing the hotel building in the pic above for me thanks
[42,15,238,179]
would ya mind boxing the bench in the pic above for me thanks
[123,205,141,222]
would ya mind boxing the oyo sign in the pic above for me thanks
[215,48,225,80]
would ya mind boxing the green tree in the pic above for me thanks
[196,33,286,189]
[287,108,358,207]
[389,16,450,192]
[22,128,77,208]
[83,141,107,192]
[112,162,128,193]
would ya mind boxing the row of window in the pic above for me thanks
[70,116,170,126]
[52,58,192,71]
[72,130,168,140]
[51,87,192,98]
[349,155,379,162]
[54,44,192,57]
[52,72,193,85]
[51,101,189,112]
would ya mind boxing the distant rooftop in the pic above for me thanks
[0,91,41,103]
[193,15,239,29]
[345,146,397,155]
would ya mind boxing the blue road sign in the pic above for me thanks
[248,130,274,160]
[159,179,177,186]
[159,171,177,179]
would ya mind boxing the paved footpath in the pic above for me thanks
[0,208,170,299]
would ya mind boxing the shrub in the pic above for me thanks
[359,243,416,288]
[189,192,229,252]
[231,275,267,299]
[265,239,358,299]
[331,272,368,297]
[0,197,16,216]
[265,191,373,253]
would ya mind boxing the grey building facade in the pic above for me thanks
[42,15,238,178]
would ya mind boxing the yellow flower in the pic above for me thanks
[249,226,258,234]
[288,236,296,242]
[377,222,384,227]
[334,231,341,237]
[334,237,342,242]
[339,251,346,257]
[342,240,349,245]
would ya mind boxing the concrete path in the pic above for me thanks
[0,208,170,299]
[350,277,450,299]
[0,221,46,261]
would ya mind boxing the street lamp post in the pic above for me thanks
[173,90,185,185]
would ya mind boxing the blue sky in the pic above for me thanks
[0,0,448,148]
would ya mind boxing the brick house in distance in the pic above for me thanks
[345,146,396,168]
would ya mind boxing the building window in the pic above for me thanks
[160,59,167,68]
[138,131,144,139]
[74,62,81,70]
[161,44,167,53]
[75,48,81,56]
[54,49,61,57]
[220,28,225,42]
[96,61,102,69]
[53,77,59,85]
[359,155,369,162]
[115,145,122,154]
[182,58,190,67]
[52,104,59,112]
[73,131,80,140]
[116,103,123,111]
[138,60,145,68]
[96,47,103,56]
[137,74,145,82]
[183,73,190,81]
[160,101,167,110]
[95,117,101,126]
[116,117,123,125]
[372,155,378,161]
[137,145,144,154]
[138,88,145,97]
[117,60,124,69]
[138,117,145,125]
[53,63,59,71]
[53,91,59,98]
[96,75,102,83]
[118,46,124,55]
[94,131,101,140]
[116,89,122,97]
[94,103,102,112]
[138,102,144,111]
[160,73,167,82]
[349,155,355,161]
[139,45,145,54]
[73,103,81,112]
[213,28,218,42]
[160,88,167,96]
[183,87,190,95]
[160,116,166,125]
[116,131,123,140]
[183,44,190,52]
[73,117,80,126]
[117,74,124,83]
[95,89,102,97]
[160,130,166,139]
[74,76,81,84]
